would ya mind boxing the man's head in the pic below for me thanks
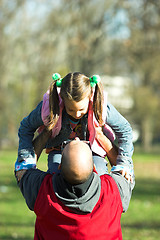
[60,138,93,185]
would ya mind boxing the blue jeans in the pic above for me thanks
[47,151,108,176]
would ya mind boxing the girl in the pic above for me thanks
[16,72,134,177]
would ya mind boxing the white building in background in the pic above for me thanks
[101,75,134,111]
[101,75,139,143]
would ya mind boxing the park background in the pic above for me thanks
[0,0,160,239]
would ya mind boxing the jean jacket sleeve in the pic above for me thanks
[17,101,44,162]
[106,102,134,172]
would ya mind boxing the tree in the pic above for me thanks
[0,0,27,147]
[44,0,121,76]
[116,0,160,150]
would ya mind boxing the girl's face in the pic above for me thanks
[64,96,90,120]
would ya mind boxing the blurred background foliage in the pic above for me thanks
[0,0,160,152]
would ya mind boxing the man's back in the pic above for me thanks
[16,138,134,240]
[34,173,123,240]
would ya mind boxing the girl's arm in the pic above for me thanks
[17,101,44,162]
[95,126,118,166]
[95,126,133,183]
[106,102,134,159]
[105,102,134,182]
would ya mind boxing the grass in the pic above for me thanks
[121,152,160,240]
[0,150,160,239]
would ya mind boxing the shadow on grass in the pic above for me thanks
[122,221,160,230]
[0,236,33,240]
[132,178,160,200]
[0,222,34,227]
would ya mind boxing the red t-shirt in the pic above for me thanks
[34,174,123,240]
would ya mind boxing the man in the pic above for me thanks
[15,138,135,240]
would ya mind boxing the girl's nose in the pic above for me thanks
[76,111,81,117]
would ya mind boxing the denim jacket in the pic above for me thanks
[17,101,134,172]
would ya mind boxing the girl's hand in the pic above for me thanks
[119,169,133,183]
[111,165,133,183]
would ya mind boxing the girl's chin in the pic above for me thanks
[68,115,81,121]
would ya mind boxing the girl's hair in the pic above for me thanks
[47,72,104,130]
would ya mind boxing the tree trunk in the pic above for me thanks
[141,117,153,152]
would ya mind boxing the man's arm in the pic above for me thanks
[15,169,47,210]
[95,126,118,166]
[33,128,52,161]
[95,126,134,183]
[110,171,135,212]
[95,123,135,211]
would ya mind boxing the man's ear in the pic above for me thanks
[58,163,61,170]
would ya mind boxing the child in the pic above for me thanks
[16,72,134,177]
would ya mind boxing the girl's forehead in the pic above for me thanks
[64,96,90,109]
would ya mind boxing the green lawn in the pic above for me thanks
[0,150,160,240]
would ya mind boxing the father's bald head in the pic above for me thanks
[61,139,93,185]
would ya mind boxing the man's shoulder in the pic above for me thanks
[98,174,123,210]
[100,174,121,195]
[100,173,113,181]
[100,174,117,186]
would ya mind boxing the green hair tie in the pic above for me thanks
[89,75,101,87]
[52,73,63,87]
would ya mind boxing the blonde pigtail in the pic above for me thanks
[93,81,104,126]
[47,81,60,131]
